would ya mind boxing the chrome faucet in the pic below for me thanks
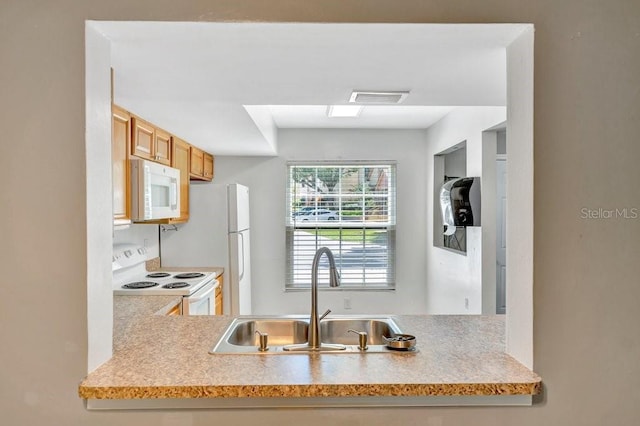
[284,247,346,352]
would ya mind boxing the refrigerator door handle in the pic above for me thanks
[238,232,245,281]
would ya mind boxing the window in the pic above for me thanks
[286,162,396,290]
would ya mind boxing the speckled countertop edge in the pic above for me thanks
[80,382,540,400]
[80,310,541,400]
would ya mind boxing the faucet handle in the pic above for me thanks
[348,329,368,351]
[319,309,331,321]
[255,330,269,352]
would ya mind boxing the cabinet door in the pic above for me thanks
[203,153,214,181]
[154,129,172,165]
[131,117,155,160]
[215,276,223,315]
[166,302,182,316]
[171,137,190,222]
[190,146,204,177]
[215,292,223,315]
[112,106,131,225]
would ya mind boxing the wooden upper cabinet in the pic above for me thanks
[190,146,204,177]
[110,105,215,225]
[112,106,131,226]
[190,147,214,181]
[203,153,214,180]
[131,117,155,160]
[171,137,190,223]
[131,116,172,165]
[154,129,172,166]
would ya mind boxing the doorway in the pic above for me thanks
[496,154,507,314]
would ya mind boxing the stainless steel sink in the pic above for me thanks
[320,317,402,345]
[225,319,309,346]
[210,315,409,354]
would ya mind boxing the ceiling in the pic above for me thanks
[92,22,527,156]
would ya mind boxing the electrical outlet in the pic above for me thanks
[464,298,469,310]
[344,298,352,310]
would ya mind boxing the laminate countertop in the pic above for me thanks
[80,296,541,408]
[112,266,224,352]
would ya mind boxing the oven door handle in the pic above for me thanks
[188,281,216,302]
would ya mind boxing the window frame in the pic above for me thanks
[285,161,397,291]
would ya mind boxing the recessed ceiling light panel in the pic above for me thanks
[327,105,363,118]
[349,90,410,104]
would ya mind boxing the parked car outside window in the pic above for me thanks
[298,208,339,221]
[292,206,317,217]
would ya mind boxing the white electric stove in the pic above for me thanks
[113,244,218,315]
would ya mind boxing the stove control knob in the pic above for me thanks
[124,250,132,258]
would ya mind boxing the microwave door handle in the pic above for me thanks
[170,177,178,210]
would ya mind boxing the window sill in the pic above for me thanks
[284,287,396,292]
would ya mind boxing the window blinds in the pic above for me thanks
[285,162,396,290]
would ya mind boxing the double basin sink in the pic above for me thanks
[210,315,408,354]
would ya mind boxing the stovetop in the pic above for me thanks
[112,244,216,296]
[113,270,216,296]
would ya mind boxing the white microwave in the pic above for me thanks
[130,159,180,221]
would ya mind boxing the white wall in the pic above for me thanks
[443,145,467,179]
[113,224,160,259]
[481,130,499,315]
[425,107,507,314]
[212,129,429,315]
[497,130,507,154]
[505,26,534,368]
[85,24,160,372]
[85,24,114,372]
[5,2,640,426]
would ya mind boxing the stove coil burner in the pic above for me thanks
[122,281,159,289]
[146,272,171,278]
[174,272,205,279]
[162,282,191,289]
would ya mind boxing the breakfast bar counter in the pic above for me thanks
[79,302,541,409]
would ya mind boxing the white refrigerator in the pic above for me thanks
[160,183,252,315]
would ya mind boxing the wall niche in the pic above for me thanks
[434,142,467,254]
